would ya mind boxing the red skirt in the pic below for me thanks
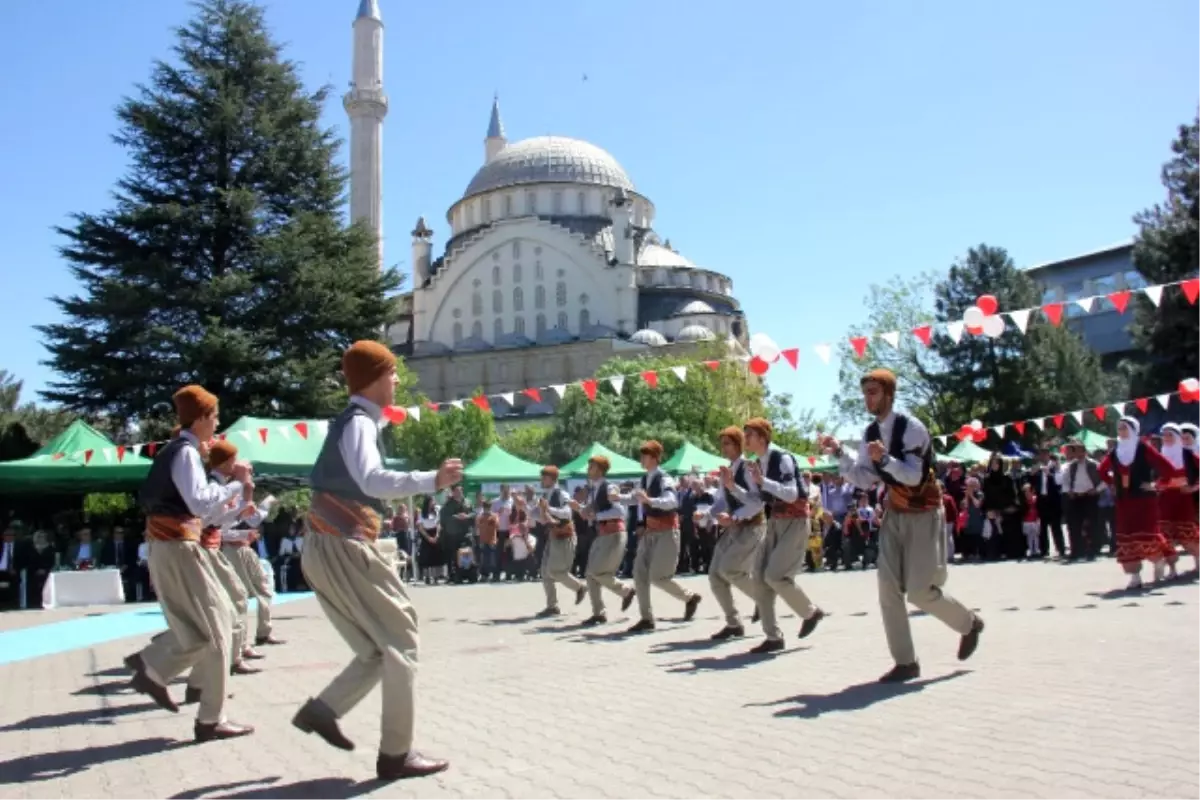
[1158,488,1199,547]
[1114,495,1172,566]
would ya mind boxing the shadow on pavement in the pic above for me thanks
[471,614,541,626]
[0,702,161,732]
[646,636,729,654]
[661,646,810,674]
[0,736,183,783]
[748,669,970,719]
[172,776,382,799]
[72,679,137,698]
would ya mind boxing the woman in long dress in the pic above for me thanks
[416,496,445,584]
[1156,423,1198,577]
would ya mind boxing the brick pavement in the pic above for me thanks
[0,560,1196,799]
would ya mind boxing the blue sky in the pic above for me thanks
[1,0,1196,429]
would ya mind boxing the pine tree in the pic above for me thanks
[38,0,401,422]
[1128,116,1199,395]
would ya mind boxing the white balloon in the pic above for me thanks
[970,419,983,430]
[962,305,986,327]
[982,314,1006,338]
[748,332,781,362]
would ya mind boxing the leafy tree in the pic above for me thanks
[37,0,401,423]
[1128,116,1199,394]
[763,389,828,454]
[497,423,553,465]
[82,493,135,521]
[389,393,497,471]
[0,371,76,458]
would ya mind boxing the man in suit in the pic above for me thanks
[1032,448,1066,558]
[67,527,104,570]
[101,527,140,602]
[0,526,20,609]
[1063,439,1103,560]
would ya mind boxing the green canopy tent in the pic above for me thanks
[661,441,726,476]
[937,439,993,465]
[220,416,407,485]
[1075,428,1112,453]
[793,452,839,474]
[0,420,152,494]
[463,444,544,488]
[560,443,643,480]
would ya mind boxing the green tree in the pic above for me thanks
[1127,116,1199,394]
[390,397,497,471]
[37,0,401,423]
[0,371,76,458]
[763,389,828,454]
[497,423,553,465]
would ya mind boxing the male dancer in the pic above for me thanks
[743,418,825,653]
[534,465,587,616]
[627,441,702,633]
[820,369,984,683]
[572,455,636,625]
[706,427,766,641]
[291,340,462,781]
[125,385,254,740]
[222,496,284,648]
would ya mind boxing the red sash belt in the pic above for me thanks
[200,527,222,550]
[644,513,679,533]
[146,515,202,543]
[771,498,810,519]
[885,472,943,514]
[597,519,625,535]
[308,491,383,541]
[551,520,575,539]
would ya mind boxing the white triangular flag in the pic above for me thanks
[1007,309,1031,334]
[1075,297,1095,313]
[670,366,687,382]
[936,436,947,447]
[550,384,567,399]
[102,448,114,463]
[276,425,291,440]
[316,420,330,437]
[1144,285,1164,306]
[880,331,900,349]
[449,400,464,410]
[608,376,624,395]
[132,444,143,457]
[501,392,515,406]
[1156,393,1171,409]
[238,430,253,442]
[1029,418,1043,430]
[992,425,1005,437]
[813,344,832,364]
[407,406,421,422]
[1070,410,1083,425]
[1111,402,1126,415]
[945,321,965,343]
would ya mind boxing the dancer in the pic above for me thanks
[223,511,284,649]
[125,385,254,740]
[706,426,766,641]
[1097,417,1181,589]
[572,455,636,625]
[743,417,825,653]
[292,340,462,781]
[820,368,984,683]
[1157,423,1198,576]
[627,440,702,633]
[534,465,587,616]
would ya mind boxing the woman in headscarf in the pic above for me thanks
[1097,417,1181,590]
[1156,423,1198,577]
[981,453,1021,561]
[416,495,444,584]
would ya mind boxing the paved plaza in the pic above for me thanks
[0,560,1196,799]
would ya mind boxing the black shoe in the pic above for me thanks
[798,608,825,639]
[535,607,561,618]
[183,686,202,705]
[126,653,179,713]
[575,586,587,605]
[580,614,607,626]
[879,662,921,683]
[749,638,784,654]
[750,607,760,624]
[292,698,355,751]
[376,751,449,781]
[195,720,254,742]
[683,594,702,622]
[626,619,656,634]
[709,625,745,641]
[621,589,636,612]
[957,616,985,661]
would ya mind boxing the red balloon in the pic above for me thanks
[965,324,984,336]
[382,405,408,424]
[1179,378,1200,403]
[956,424,973,441]
[971,428,988,443]
[748,356,770,376]
[976,294,999,315]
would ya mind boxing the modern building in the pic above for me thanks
[343,1,750,414]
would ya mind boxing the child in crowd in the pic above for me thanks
[1021,483,1041,557]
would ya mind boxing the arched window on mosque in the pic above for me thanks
[471,321,483,339]
[493,319,503,340]
[512,240,521,259]
[452,322,463,343]
[578,191,587,215]
[525,192,536,214]
[514,316,525,336]
[555,282,567,307]
[504,194,513,217]
[557,311,568,330]
[471,292,482,316]
[492,289,502,313]
[578,309,590,330]
[535,285,546,310]
[513,287,524,311]
[492,265,501,285]
[536,314,547,337]
[513,263,522,282]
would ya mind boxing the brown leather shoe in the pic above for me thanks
[957,616,985,661]
[748,638,784,654]
[580,614,607,626]
[625,618,655,634]
[621,589,636,612]
[194,720,254,742]
[292,698,355,751]
[798,608,825,639]
[255,634,286,646]
[376,751,449,781]
[683,594,702,621]
[241,647,266,660]
[710,625,744,641]
[574,586,587,605]
[183,686,202,705]
[230,661,262,676]
[879,662,921,683]
[126,654,179,713]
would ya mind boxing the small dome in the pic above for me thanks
[494,332,533,349]
[463,136,635,199]
[535,326,574,346]
[638,242,696,269]
[675,300,715,316]
[455,335,492,353]
[579,322,619,341]
[676,324,716,343]
[630,329,667,346]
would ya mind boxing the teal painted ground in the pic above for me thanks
[0,593,313,666]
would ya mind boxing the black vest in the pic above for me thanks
[641,471,673,518]
[762,448,802,501]
[1110,443,1155,499]
[138,436,195,518]
[721,460,751,513]
[592,480,614,514]
[865,414,933,488]
[310,404,387,514]
[536,486,567,531]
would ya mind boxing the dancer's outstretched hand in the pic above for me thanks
[436,459,464,490]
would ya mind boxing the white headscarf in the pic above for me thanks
[1160,423,1185,469]
[1180,423,1199,454]
[1116,416,1140,467]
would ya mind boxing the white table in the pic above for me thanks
[42,569,126,609]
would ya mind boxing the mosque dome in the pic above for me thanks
[676,324,716,343]
[463,136,636,199]
[639,242,697,269]
[629,329,668,346]
[674,300,715,316]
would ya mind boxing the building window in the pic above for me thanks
[471,292,482,316]
[579,309,590,330]
[1122,270,1147,290]
[453,322,463,343]
[493,318,503,340]
[512,287,524,311]
[492,265,501,285]
[535,285,546,309]
[513,263,522,282]
[492,289,503,313]
[481,197,491,223]
[556,281,567,307]
[552,191,563,214]
[1064,284,1085,319]
[535,261,544,280]
[525,192,536,214]
[557,311,568,330]
[471,320,483,339]
[504,194,513,216]
[536,313,547,337]
[1040,286,1061,306]
[512,240,521,259]
[469,204,478,226]
[578,191,587,214]
[514,316,525,336]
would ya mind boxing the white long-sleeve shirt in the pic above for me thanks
[839,412,932,490]
[537,486,573,523]
[588,480,627,521]
[221,496,277,543]
[756,446,800,503]
[341,396,438,499]
[709,457,765,521]
[172,431,243,519]
[633,468,678,522]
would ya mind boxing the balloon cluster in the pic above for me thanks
[747,332,780,376]
[955,418,988,443]
[1181,378,1200,403]
[962,294,1005,338]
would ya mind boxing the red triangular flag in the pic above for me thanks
[1014,421,1026,436]
[702,360,720,371]
[912,325,933,347]
[780,348,799,369]
[1135,398,1149,414]
[294,422,309,439]
[641,370,659,389]
[84,449,94,464]
[52,452,64,461]
[147,442,158,457]
[425,402,439,412]
[849,336,869,359]
[117,445,126,462]
[1042,303,1064,326]
[1091,405,1106,421]
[1182,278,1200,305]
[1107,290,1131,314]
[581,379,598,402]
[522,387,542,404]
[382,406,408,424]
[258,428,268,443]
[471,395,491,413]
[1052,414,1064,429]
[807,456,817,466]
